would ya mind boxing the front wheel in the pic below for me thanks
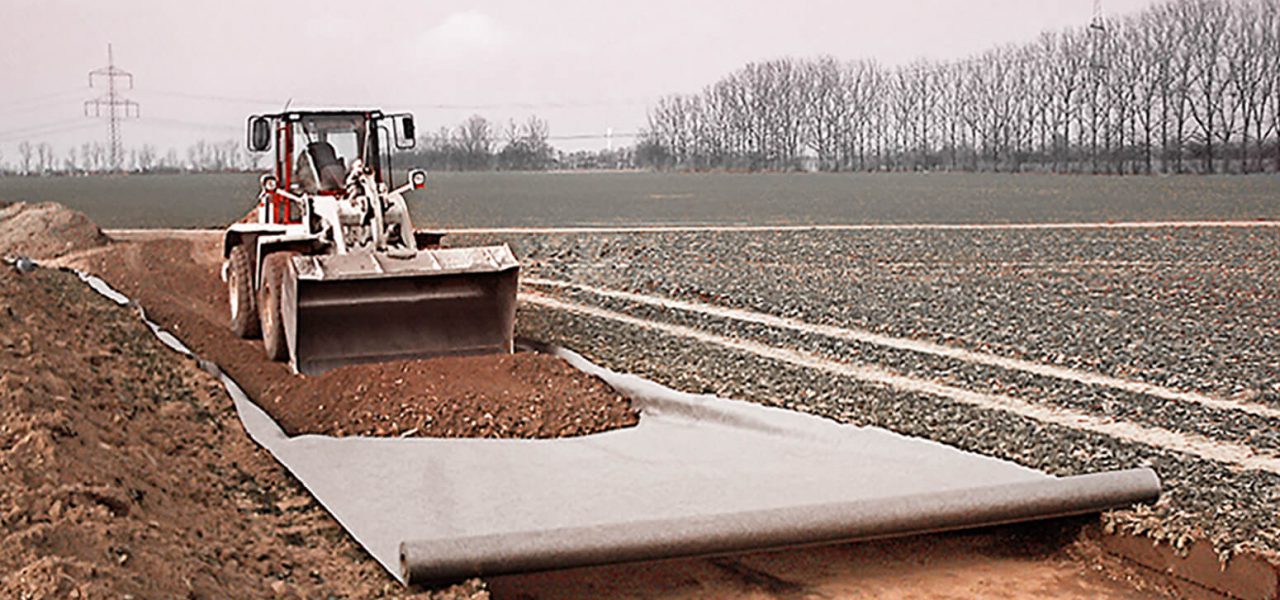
[227,245,260,338]
[258,252,294,362]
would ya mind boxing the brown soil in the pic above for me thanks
[492,519,1179,600]
[263,355,633,438]
[64,233,638,439]
[0,202,107,259]
[0,266,483,598]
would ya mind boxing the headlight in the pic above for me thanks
[260,174,278,193]
[410,170,427,189]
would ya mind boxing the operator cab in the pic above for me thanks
[246,109,417,223]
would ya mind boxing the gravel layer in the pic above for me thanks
[537,283,1280,452]
[465,227,1280,404]
[473,226,1280,560]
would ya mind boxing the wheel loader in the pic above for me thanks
[222,109,519,375]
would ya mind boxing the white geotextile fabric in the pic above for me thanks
[226,347,1145,582]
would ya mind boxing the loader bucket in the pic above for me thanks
[280,245,520,375]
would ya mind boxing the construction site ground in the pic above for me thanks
[0,201,1270,598]
[65,233,637,441]
[1,263,1160,599]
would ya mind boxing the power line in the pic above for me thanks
[547,132,640,141]
[135,112,638,146]
[0,97,85,118]
[0,88,86,110]
[0,121,100,143]
[133,115,240,133]
[405,98,653,111]
[136,114,637,143]
[132,87,282,107]
[0,118,85,138]
[133,86,653,112]
[84,44,139,171]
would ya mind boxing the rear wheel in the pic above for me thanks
[227,245,260,338]
[258,252,294,362]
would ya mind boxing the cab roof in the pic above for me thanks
[258,109,385,121]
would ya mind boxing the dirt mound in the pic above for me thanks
[262,353,635,438]
[0,202,108,259]
[69,235,639,439]
[0,267,485,598]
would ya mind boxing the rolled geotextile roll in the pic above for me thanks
[400,467,1159,585]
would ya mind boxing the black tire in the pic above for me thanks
[227,245,260,338]
[258,252,293,362]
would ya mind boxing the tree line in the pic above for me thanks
[640,0,1280,174]
[0,139,259,175]
[1,113,636,175]
[401,114,557,171]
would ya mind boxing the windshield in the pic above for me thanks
[293,115,367,193]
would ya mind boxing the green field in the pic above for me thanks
[0,171,1278,229]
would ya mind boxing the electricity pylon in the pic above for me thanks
[85,44,139,172]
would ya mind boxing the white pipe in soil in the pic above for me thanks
[524,291,1280,475]
[526,278,1280,421]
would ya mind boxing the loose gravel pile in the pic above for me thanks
[454,225,1280,560]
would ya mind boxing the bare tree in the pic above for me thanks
[17,141,32,175]
[1225,0,1268,172]
[137,144,156,172]
[455,115,494,170]
[34,143,53,174]
[802,57,853,171]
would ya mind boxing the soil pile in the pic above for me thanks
[70,233,639,438]
[0,202,108,259]
[262,353,635,438]
[0,266,485,598]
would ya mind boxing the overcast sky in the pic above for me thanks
[1,0,1161,160]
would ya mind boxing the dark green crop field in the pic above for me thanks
[0,171,1277,229]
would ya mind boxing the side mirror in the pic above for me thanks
[394,115,416,149]
[248,117,271,152]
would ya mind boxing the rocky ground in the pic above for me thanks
[454,225,1280,562]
